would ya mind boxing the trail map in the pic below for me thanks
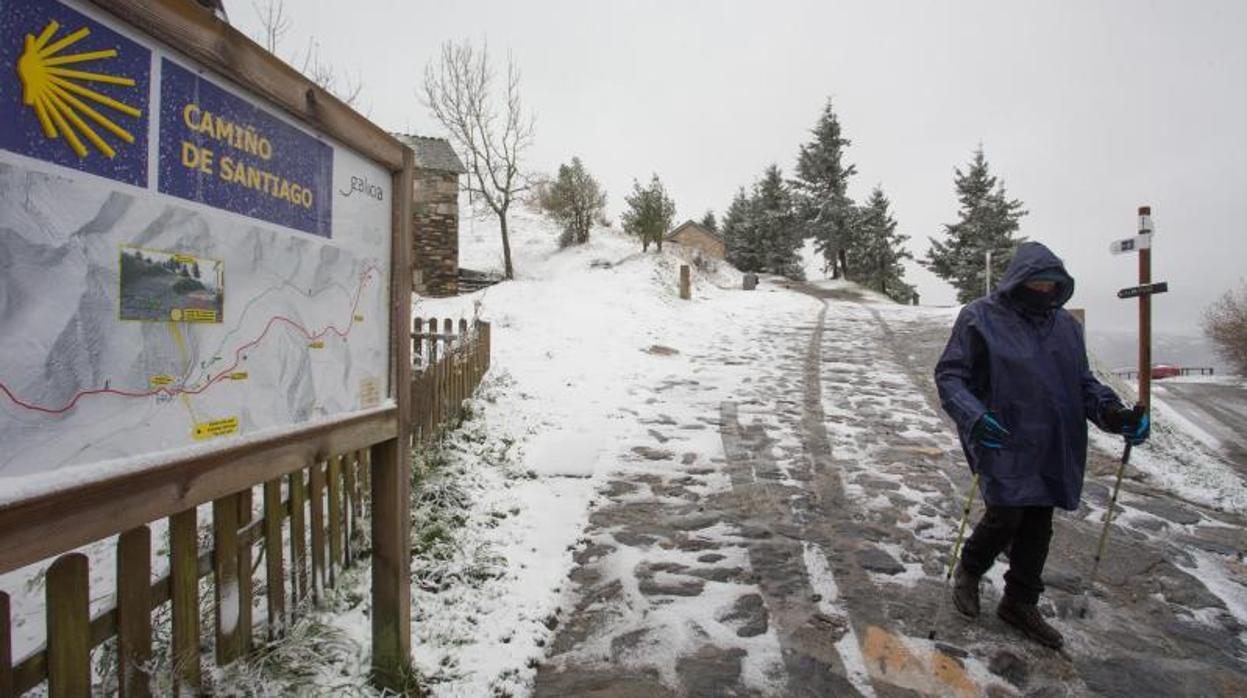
[0,0,392,480]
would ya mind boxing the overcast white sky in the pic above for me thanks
[231,0,1246,333]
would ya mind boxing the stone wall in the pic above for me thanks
[411,169,459,297]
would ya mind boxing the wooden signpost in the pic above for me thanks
[1110,206,1168,409]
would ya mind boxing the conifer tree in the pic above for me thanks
[700,210,718,234]
[793,99,857,278]
[923,147,1028,303]
[854,186,914,302]
[541,157,607,248]
[622,174,676,252]
[752,165,804,279]
[722,188,758,272]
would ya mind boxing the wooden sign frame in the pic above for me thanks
[0,0,414,687]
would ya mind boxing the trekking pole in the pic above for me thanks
[929,473,980,641]
[1080,405,1144,619]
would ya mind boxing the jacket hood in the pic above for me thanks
[995,242,1075,309]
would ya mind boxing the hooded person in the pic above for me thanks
[934,241,1149,649]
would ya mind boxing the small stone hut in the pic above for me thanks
[394,134,467,297]
[666,220,726,260]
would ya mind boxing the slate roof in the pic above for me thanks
[393,134,467,174]
[666,220,724,243]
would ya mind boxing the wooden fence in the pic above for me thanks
[1,450,372,696]
[0,318,493,696]
[411,318,492,445]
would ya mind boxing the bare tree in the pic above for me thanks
[423,40,534,280]
[252,0,290,53]
[1203,282,1247,375]
[251,0,364,108]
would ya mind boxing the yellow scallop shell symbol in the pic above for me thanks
[15,20,142,159]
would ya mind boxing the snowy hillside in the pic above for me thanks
[404,209,1247,696]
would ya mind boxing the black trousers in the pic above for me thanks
[959,505,1054,606]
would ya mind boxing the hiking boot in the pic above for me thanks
[952,564,980,618]
[997,598,1063,649]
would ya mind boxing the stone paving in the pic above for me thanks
[535,285,1247,697]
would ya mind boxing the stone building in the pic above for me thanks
[666,220,726,260]
[395,134,467,297]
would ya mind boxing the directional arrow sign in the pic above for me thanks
[1110,233,1153,255]
[1118,281,1169,299]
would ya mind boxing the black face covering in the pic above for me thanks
[1012,284,1058,313]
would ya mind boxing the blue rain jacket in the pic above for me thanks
[934,242,1121,510]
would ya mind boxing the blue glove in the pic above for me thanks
[971,412,1010,449]
[1106,405,1149,445]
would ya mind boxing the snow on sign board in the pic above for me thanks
[0,0,392,482]
[1109,233,1152,254]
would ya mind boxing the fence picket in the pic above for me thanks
[212,495,243,665]
[309,460,326,603]
[289,469,308,604]
[343,452,358,566]
[169,509,201,692]
[328,455,343,583]
[263,479,286,639]
[117,527,152,697]
[46,554,90,698]
[2,591,12,698]
[236,488,253,654]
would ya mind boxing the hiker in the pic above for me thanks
[933,241,1149,648]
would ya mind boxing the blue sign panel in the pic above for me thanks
[0,0,151,187]
[158,59,333,237]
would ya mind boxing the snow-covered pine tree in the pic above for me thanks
[753,165,804,279]
[700,210,719,234]
[622,175,676,252]
[793,99,857,279]
[722,187,759,272]
[854,186,915,303]
[923,147,1028,303]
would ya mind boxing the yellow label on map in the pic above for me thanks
[229,371,248,380]
[182,308,218,322]
[309,340,325,349]
[150,375,175,386]
[174,254,198,264]
[354,314,364,322]
[358,376,381,408]
[193,416,239,440]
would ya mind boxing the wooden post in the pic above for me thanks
[372,144,413,690]
[235,488,253,654]
[1138,206,1153,410]
[444,318,455,423]
[679,264,691,300]
[1,590,13,698]
[341,453,356,568]
[412,316,422,370]
[117,527,152,698]
[309,460,326,603]
[46,554,90,698]
[289,469,308,604]
[169,509,201,692]
[212,496,243,665]
[327,455,343,584]
[263,479,285,639]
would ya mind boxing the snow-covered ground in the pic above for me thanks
[3,205,1243,695]
[410,209,821,693]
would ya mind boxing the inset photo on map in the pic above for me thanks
[119,246,224,322]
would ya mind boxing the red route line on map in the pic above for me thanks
[0,266,380,416]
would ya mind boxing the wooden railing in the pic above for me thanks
[411,318,492,444]
[0,439,381,696]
